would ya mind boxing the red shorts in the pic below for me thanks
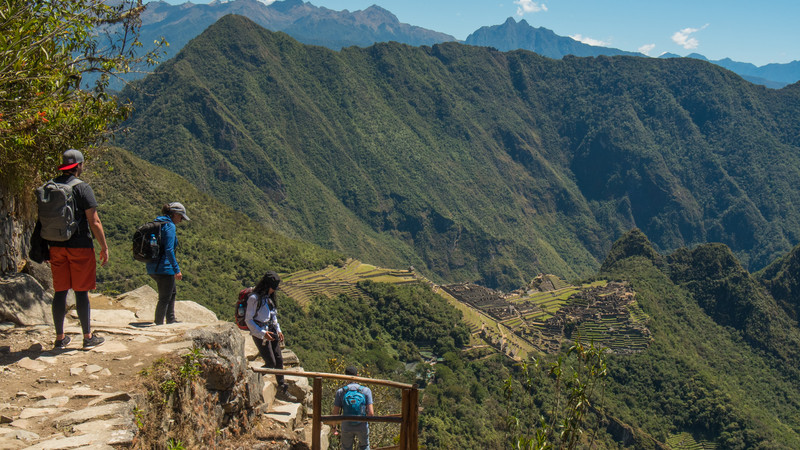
[49,247,96,292]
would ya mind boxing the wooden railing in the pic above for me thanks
[255,368,419,450]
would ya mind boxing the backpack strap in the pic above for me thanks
[65,177,84,188]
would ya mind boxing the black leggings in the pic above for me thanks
[150,273,177,324]
[253,335,285,385]
[53,290,90,336]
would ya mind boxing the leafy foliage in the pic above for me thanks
[505,338,609,450]
[0,0,164,203]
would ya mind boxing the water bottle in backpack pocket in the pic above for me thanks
[235,287,255,330]
[132,221,165,262]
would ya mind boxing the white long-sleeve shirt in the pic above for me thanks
[245,293,281,340]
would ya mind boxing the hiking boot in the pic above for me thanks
[53,335,71,349]
[277,384,298,403]
[83,334,105,349]
[167,320,181,324]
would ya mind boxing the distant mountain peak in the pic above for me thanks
[465,18,639,58]
[269,0,305,13]
[357,4,400,25]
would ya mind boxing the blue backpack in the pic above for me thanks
[342,384,367,423]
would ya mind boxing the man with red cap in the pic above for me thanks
[45,148,108,350]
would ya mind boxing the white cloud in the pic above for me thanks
[638,44,656,55]
[514,0,548,16]
[671,24,709,50]
[570,34,609,47]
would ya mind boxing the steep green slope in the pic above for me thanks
[599,230,800,448]
[88,146,342,317]
[118,15,800,289]
[85,146,800,447]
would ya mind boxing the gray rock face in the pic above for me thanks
[0,273,52,325]
[21,260,53,294]
[188,323,247,391]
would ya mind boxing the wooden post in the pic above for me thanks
[408,387,419,450]
[312,377,322,450]
[399,389,410,449]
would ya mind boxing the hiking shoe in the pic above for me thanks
[167,320,181,324]
[277,384,298,403]
[82,335,105,349]
[54,335,71,349]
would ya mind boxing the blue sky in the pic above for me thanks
[159,0,799,66]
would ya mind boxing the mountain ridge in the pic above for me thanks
[118,15,800,291]
[465,17,641,58]
[132,2,800,90]
[468,17,800,88]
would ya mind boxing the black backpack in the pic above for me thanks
[132,221,165,262]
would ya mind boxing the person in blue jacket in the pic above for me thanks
[147,202,190,325]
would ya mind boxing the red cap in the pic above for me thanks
[58,149,84,170]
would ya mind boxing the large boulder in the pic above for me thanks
[0,273,53,325]
[21,260,53,294]
[115,285,218,324]
[174,300,218,324]
[116,284,158,320]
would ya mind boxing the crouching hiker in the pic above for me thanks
[333,366,374,450]
[246,270,297,402]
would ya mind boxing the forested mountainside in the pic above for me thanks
[90,128,800,449]
[88,150,800,448]
[118,14,800,291]
[90,147,341,316]
[590,230,800,449]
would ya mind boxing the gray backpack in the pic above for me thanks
[36,178,84,242]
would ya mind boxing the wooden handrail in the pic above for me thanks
[254,368,418,449]
[253,368,415,389]
[321,414,403,424]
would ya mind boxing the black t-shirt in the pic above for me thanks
[47,174,99,249]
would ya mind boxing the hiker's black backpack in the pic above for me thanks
[132,221,165,262]
[35,178,84,242]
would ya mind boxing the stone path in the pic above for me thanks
[0,318,204,450]
[1,286,325,450]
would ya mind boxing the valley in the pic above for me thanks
[277,260,651,361]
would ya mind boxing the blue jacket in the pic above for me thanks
[146,216,180,275]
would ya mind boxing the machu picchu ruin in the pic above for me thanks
[442,275,652,358]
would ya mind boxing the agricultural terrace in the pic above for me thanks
[279,259,417,308]
[666,432,718,449]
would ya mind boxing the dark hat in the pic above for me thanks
[168,202,190,221]
[345,366,358,376]
[265,271,281,290]
[58,149,84,171]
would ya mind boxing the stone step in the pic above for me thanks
[265,400,305,431]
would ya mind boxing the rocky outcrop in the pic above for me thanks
[0,286,325,449]
[0,193,31,275]
[0,273,52,326]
